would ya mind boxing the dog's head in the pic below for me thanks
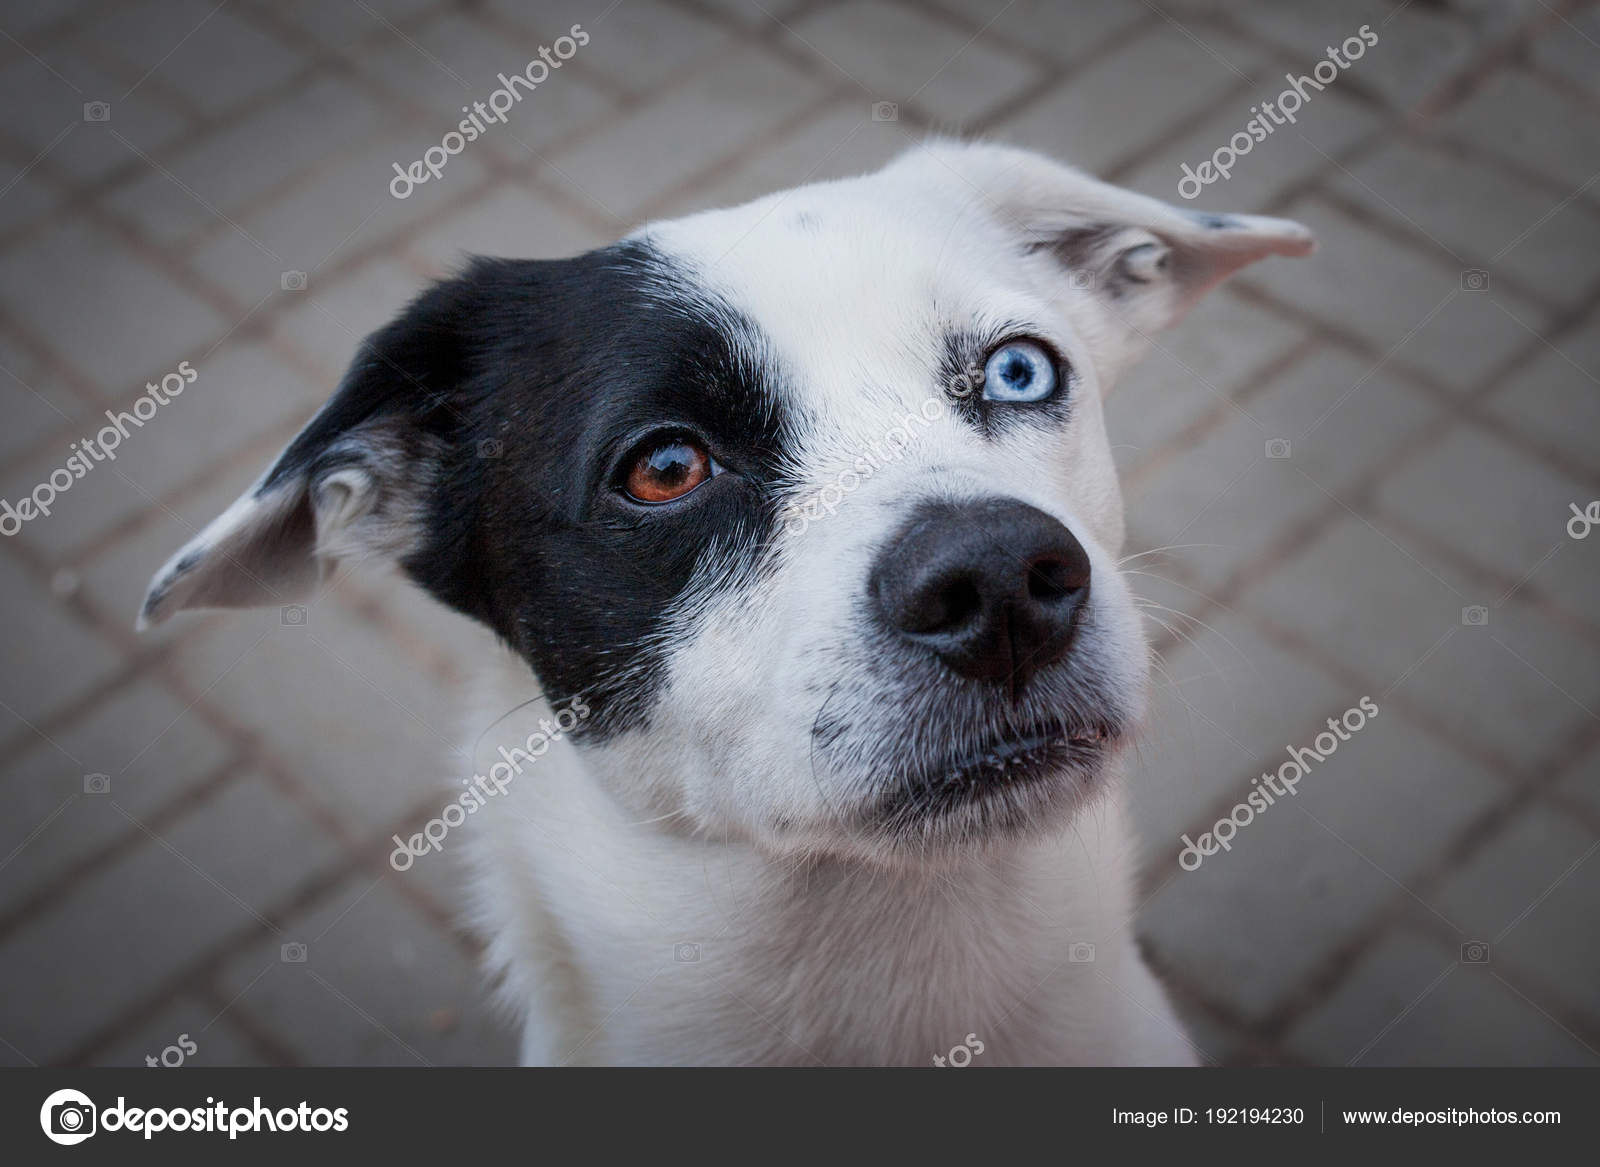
[141,141,1311,865]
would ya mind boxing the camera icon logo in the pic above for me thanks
[673,942,701,963]
[83,101,110,122]
[1068,941,1096,963]
[871,101,899,122]
[40,1088,97,1145]
[281,270,307,292]
[1068,269,1097,291]
[1460,940,1491,964]
[83,772,111,795]
[1461,605,1489,626]
[281,941,308,963]
[280,604,307,626]
[1460,269,1490,292]
[477,438,504,459]
[1265,438,1293,459]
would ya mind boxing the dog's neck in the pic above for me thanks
[464,692,1191,1066]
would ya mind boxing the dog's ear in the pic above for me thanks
[907,139,1314,358]
[138,275,485,629]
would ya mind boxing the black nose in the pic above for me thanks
[870,498,1091,693]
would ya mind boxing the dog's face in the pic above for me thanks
[142,142,1311,866]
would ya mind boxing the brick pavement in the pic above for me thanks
[0,0,1595,1066]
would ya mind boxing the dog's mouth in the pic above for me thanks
[864,718,1119,838]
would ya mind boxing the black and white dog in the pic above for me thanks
[141,141,1312,1065]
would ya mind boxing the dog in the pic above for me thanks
[140,140,1313,1065]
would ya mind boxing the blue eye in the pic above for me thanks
[982,341,1057,403]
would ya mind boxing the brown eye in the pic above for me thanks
[624,439,712,503]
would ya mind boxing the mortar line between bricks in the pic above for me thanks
[1413,1,1591,126]
[60,788,490,1067]
[0,754,243,944]
[0,527,476,949]
[1119,331,1323,489]
[4,1,610,269]
[628,89,855,225]
[952,12,1173,140]
[189,977,302,1068]
[4,0,857,413]
[1163,605,1600,873]
[1145,713,1600,1052]
[904,0,1156,82]
[1310,185,1585,320]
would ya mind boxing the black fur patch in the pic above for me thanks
[265,241,790,739]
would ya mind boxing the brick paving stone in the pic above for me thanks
[1240,345,1439,493]
[1555,744,1600,822]
[1374,424,1600,633]
[0,678,232,916]
[784,0,1041,126]
[1124,608,1350,870]
[995,24,1267,176]
[0,166,62,242]
[216,873,518,1065]
[404,182,612,275]
[1227,0,1481,112]
[1287,927,1598,1066]
[1139,792,1399,1023]
[0,0,97,37]
[1106,290,1309,474]
[1437,69,1600,205]
[1239,196,1551,389]
[1530,6,1600,101]
[0,772,340,1062]
[1434,802,1600,1028]
[0,217,228,398]
[1333,140,1600,308]
[91,993,266,1067]
[0,551,121,740]
[1480,316,1600,481]
[1122,397,1328,594]
[1245,512,1600,770]
[182,131,493,304]
[921,0,1147,68]
[1287,700,1503,889]
[87,0,308,116]
[101,74,389,246]
[265,0,441,57]
[494,0,732,97]
[1,339,325,564]
[642,97,923,220]
[545,43,828,225]
[0,324,86,464]
[268,257,430,380]
[355,9,615,166]
[0,43,191,184]
[164,592,473,833]
[1121,82,1383,213]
